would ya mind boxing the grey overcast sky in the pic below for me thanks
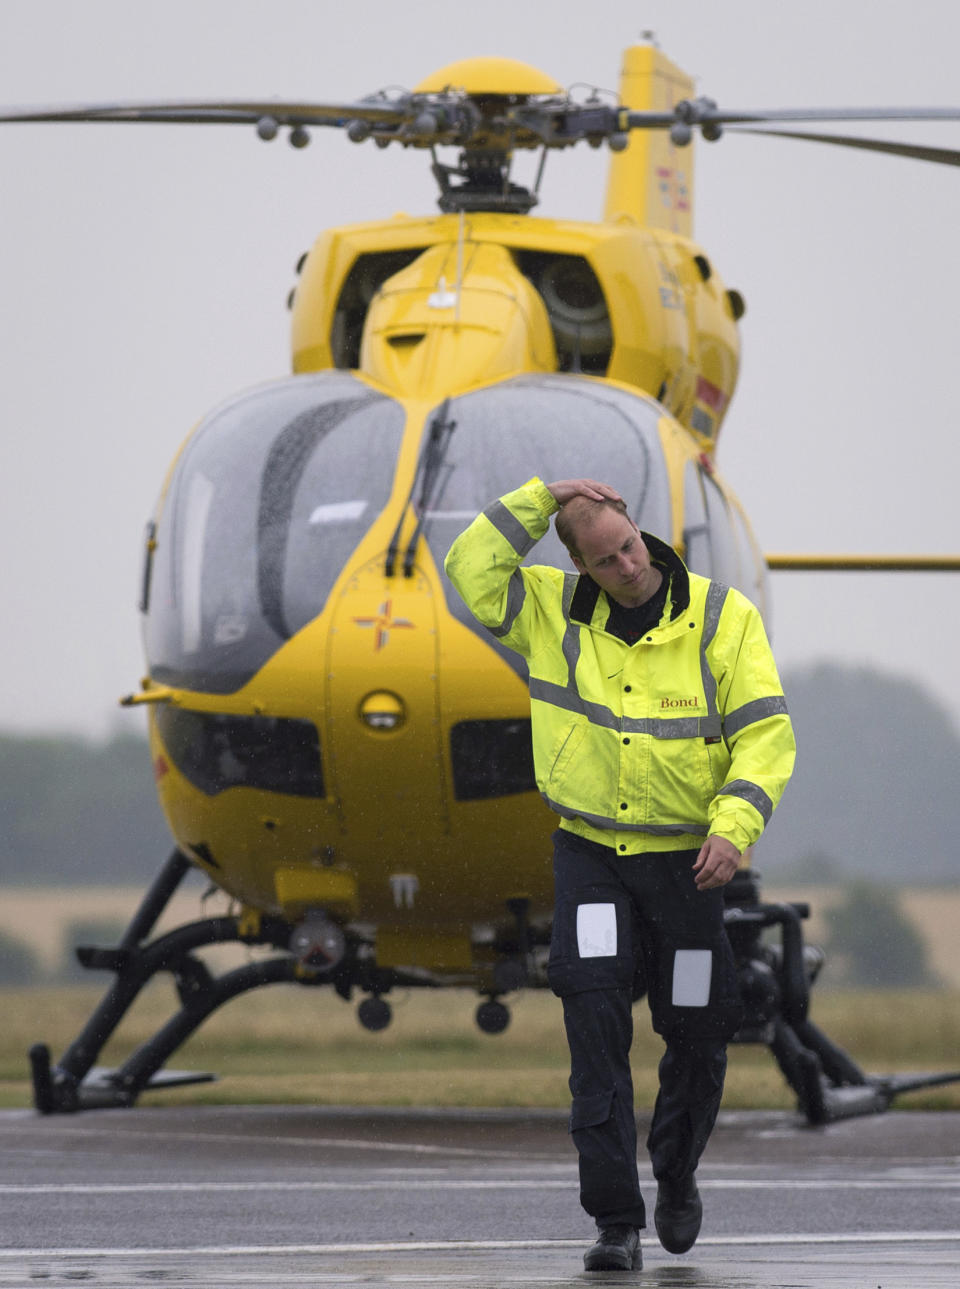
[1,0,958,740]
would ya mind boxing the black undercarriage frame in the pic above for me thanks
[29,850,960,1122]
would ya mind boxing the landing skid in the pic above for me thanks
[28,850,441,1114]
[28,854,960,1121]
[723,871,960,1124]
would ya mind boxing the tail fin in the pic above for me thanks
[604,42,695,236]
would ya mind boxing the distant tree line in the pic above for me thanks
[0,730,170,885]
[821,882,939,988]
[0,915,130,985]
[757,663,960,885]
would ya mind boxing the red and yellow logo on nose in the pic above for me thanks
[352,599,415,651]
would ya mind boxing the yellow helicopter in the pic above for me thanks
[9,41,960,1122]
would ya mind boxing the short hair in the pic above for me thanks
[555,494,629,560]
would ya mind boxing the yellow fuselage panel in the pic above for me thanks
[150,622,555,932]
[147,386,556,932]
[147,387,759,949]
[138,40,764,979]
[323,555,448,855]
[360,242,556,395]
[147,183,750,963]
[290,212,740,440]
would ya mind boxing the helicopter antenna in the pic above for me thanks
[532,145,548,198]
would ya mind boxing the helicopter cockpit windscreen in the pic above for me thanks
[144,374,405,693]
[426,376,672,672]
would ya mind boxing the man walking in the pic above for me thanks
[445,476,795,1271]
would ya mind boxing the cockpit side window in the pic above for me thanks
[145,374,404,694]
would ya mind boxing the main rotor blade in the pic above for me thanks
[632,105,960,128]
[729,126,960,167]
[0,98,408,126]
[5,95,960,159]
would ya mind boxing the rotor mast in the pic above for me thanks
[412,56,563,214]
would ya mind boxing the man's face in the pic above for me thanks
[571,509,660,608]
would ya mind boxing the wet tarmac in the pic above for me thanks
[1,1104,958,1286]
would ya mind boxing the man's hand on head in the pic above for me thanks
[692,835,741,891]
[546,479,625,507]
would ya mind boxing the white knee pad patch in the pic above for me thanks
[672,949,713,1006]
[576,903,617,958]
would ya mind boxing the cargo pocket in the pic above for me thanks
[548,894,633,997]
[569,1088,614,1136]
[655,936,745,1041]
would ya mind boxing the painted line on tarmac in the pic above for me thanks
[0,1180,572,1194]
[14,1122,552,1160]
[2,1176,960,1194]
[2,1233,960,1258]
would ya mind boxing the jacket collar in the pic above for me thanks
[569,531,691,628]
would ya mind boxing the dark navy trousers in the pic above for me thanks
[547,828,743,1229]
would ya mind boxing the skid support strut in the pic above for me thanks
[30,850,298,1113]
[724,871,960,1124]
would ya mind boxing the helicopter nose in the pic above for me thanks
[324,555,448,855]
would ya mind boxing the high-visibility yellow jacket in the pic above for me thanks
[445,478,796,855]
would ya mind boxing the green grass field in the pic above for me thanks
[2,982,958,1112]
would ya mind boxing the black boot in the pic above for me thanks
[583,1224,642,1271]
[654,1175,702,1253]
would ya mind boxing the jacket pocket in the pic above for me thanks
[642,736,716,825]
[704,737,731,794]
[545,721,587,791]
[547,891,633,997]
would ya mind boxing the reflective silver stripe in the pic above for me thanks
[723,696,789,739]
[702,581,728,649]
[543,794,709,836]
[559,572,583,686]
[623,714,722,739]
[531,577,731,739]
[560,572,580,681]
[483,500,537,556]
[718,778,774,824]
[530,679,722,740]
[700,582,728,721]
[487,569,527,639]
[562,625,581,688]
[529,678,620,730]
